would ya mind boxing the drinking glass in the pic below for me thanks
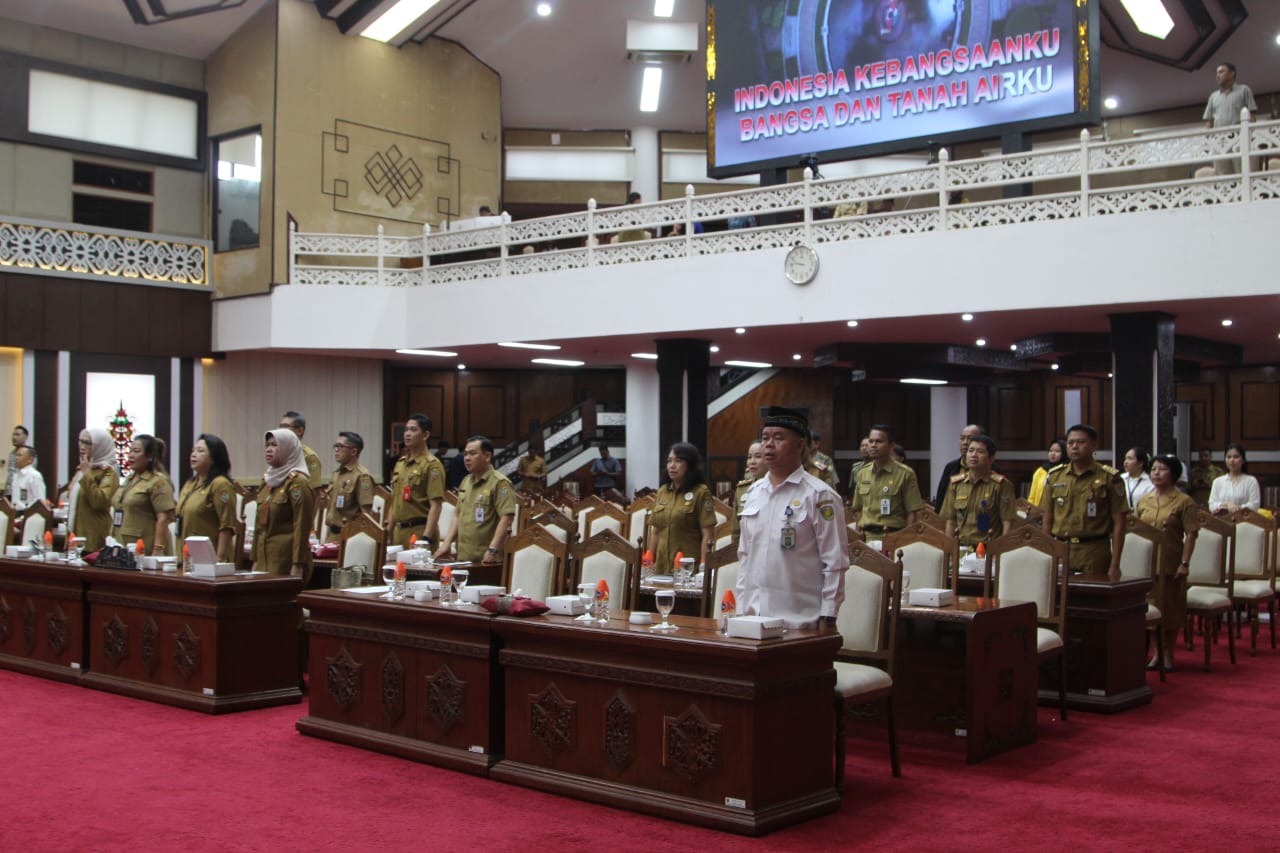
[451,568,470,605]
[652,588,677,632]
[381,564,397,599]
[576,582,595,621]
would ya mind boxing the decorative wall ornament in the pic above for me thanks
[425,664,466,733]
[0,596,11,645]
[604,691,636,773]
[664,704,721,782]
[103,614,128,666]
[141,616,160,676]
[381,651,405,724]
[0,218,209,288]
[321,119,460,226]
[22,599,37,655]
[46,605,69,657]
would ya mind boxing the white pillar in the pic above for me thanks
[625,364,661,495]
[631,126,659,202]
[929,386,967,503]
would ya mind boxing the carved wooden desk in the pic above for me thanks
[896,597,1038,763]
[296,590,501,776]
[1043,575,1152,713]
[80,568,304,713]
[0,558,86,683]
[491,614,842,836]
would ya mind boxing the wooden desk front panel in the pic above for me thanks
[0,558,86,682]
[492,615,841,835]
[81,569,303,712]
[297,591,500,776]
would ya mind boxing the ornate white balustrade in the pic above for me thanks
[0,217,210,289]
[287,117,1279,287]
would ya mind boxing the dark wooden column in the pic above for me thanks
[1109,312,1175,460]
[655,338,710,483]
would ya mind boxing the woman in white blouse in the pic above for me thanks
[1208,443,1261,514]
[1120,446,1155,509]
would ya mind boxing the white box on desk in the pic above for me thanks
[461,584,505,604]
[184,537,233,577]
[546,594,586,615]
[726,615,786,639]
[6,546,34,559]
[908,588,955,607]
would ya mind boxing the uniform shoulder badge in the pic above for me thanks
[818,501,836,521]
[949,472,966,483]
[1047,463,1068,474]
[1100,464,1120,477]
[990,472,1006,483]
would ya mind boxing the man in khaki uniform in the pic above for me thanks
[941,435,1015,548]
[1187,447,1224,508]
[280,411,324,488]
[436,436,516,563]
[516,446,547,494]
[388,413,446,548]
[846,436,871,495]
[807,432,838,490]
[326,431,375,537]
[850,424,923,542]
[1040,424,1127,576]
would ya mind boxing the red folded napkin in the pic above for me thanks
[481,595,549,616]
[313,542,339,558]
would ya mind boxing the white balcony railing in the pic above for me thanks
[0,217,211,289]
[288,115,1280,288]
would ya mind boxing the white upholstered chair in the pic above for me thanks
[698,541,739,618]
[1184,510,1236,670]
[501,524,566,602]
[883,521,958,594]
[985,525,1070,720]
[338,512,386,579]
[436,492,458,548]
[19,502,51,549]
[0,497,13,551]
[626,495,653,550]
[1119,515,1168,681]
[1229,509,1276,656]
[573,528,638,610]
[834,541,903,785]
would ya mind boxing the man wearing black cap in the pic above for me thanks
[735,406,847,629]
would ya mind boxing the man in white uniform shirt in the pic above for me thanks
[736,407,847,629]
[8,446,46,512]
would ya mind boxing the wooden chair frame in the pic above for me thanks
[337,511,387,577]
[1120,515,1169,682]
[19,500,54,549]
[1184,510,1237,670]
[530,510,577,549]
[984,525,1070,720]
[882,521,959,596]
[583,501,628,539]
[697,541,738,618]
[915,503,946,532]
[1229,509,1276,656]
[501,524,568,601]
[834,541,903,785]
[0,496,15,551]
[573,528,639,611]
[625,493,656,550]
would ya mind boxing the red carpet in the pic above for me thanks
[1,649,1274,851]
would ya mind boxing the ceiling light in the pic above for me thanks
[631,353,659,360]
[1051,363,1060,371]
[396,348,458,357]
[1009,344,1018,351]
[1275,33,1280,47]
[846,320,859,328]
[709,345,720,353]
[735,327,746,334]
[792,354,802,361]
[640,66,663,112]
[498,341,561,350]
[654,0,674,16]
[1118,0,1175,40]
[961,313,974,322]
[360,0,443,42]
[975,338,987,347]
[535,2,552,16]
[532,357,585,367]
[900,378,947,386]
[1104,96,1119,110]
[457,364,466,370]
[1107,372,1114,379]
[724,359,772,368]
[1221,319,1233,327]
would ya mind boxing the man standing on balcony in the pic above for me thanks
[590,445,622,497]
[1204,62,1257,176]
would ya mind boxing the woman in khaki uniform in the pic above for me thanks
[69,428,120,553]
[112,435,177,556]
[1135,454,1199,672]
[251,428,315,578]
[647,442,716,573]
[175,434,239,563]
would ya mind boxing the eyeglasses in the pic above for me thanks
[333,443,355,450]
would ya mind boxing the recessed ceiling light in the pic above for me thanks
[1221,319,1233,327]
[536,2,552,17]
[361,0,444,42]
[735,327,746,335]
[457,364,466,371]
[640,66,662,112]
[1107,372,1114,379]
[975,338,987,347]
[792,353,802,361]
[961,313,974,322]
[1051,363,1060,371]
[1275,32,1280,47]
[531,357,585,367]
[1009,344,1018,351]
[1104,96,1119,110]
[396,348,458,357]
[631,353,659,360]
[498,341,561,350]
[900,378,947,385]
[654,0,675,16]
[709,345,720,353]
[1118,0,1174,39]
[846,320,859,328]
[724,359,772,368]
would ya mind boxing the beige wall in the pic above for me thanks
[0,19,203,88]
[206,2,278,299]
[200,351,384,485]
[0,349,23,444]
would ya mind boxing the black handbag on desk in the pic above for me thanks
[96,545,139,570]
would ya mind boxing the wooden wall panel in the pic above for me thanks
[995,385,1034,442]
[466,384,507,440]
[1239,380,1280,444]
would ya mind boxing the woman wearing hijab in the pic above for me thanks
[250,428,315,578]
[70,428,120,553]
